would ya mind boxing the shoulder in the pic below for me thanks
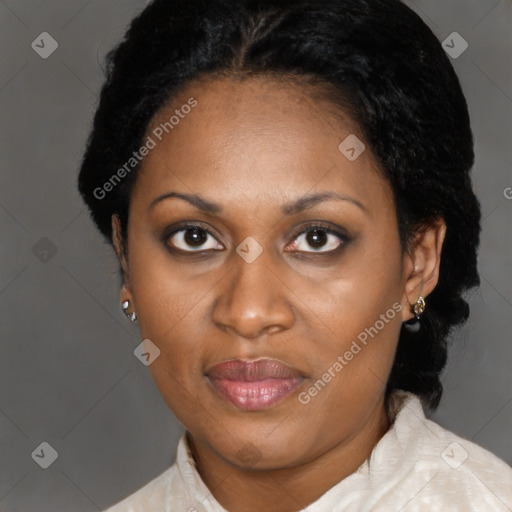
[102,431,223,512]
[103,464,177,512]
[373,392,512,511]
[102,431,205,512]
[411,423,512,510]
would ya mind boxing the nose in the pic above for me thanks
[211,248,295,339]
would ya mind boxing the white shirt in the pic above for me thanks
[104,391,512,511]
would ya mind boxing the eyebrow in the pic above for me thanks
[149,191,366,215]
[150,192,222,214]
[282,191,366,215]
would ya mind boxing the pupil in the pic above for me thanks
[307,229,327,248]
[185,228,207,246]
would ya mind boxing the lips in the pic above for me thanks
[206,359,305,411]
[207,359,304,381]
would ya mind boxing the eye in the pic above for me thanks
[165,224,224,252]
[287,224,348,254]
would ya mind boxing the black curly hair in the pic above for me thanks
[78,0,481,409]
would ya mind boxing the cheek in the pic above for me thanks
[126,239,211,387]
[128,233,217,339]
[292,277,403,449]
[299,235,404,398]
[129,259,213,428]
[306,277,403,392]
[307,232,403,336]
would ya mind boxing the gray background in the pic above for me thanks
[0,1,511,510]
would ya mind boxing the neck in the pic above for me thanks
[186,398,391,512]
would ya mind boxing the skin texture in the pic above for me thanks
[112,76,446,512]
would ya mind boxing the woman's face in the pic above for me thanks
[118,77,415,470]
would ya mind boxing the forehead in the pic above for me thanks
[132,76,391,215]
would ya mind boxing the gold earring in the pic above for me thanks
[412,296,425,320]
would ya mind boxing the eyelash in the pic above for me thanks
[163,222,350,256]
[288,222,349,255]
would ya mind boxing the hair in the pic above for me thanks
[78,0,481,409]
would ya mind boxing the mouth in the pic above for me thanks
[205,358,306,411]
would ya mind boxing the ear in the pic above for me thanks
[112,214,133,298]
[400,217,447,322]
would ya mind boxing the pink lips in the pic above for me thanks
[206,359,305,411]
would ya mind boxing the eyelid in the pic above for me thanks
[289,221,348,239]
[286,222,349,253]
[164,222,225,252]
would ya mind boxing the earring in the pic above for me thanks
[412,296,425,319]
[403,296,425,333]
[122,300,137,322]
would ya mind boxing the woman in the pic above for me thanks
[78,0,512,510]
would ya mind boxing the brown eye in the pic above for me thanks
[288,225,348,254]
[184,227,208,246]
[306,229,329,249]
[166,225,224,252]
